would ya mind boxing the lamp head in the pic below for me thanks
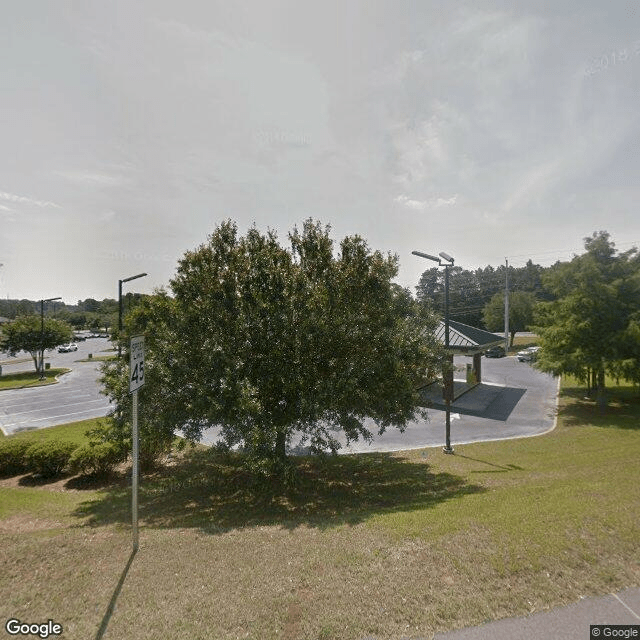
[438,251,454,264]
[412,250,441,263]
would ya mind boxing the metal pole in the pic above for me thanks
[40,300,44,379]
[132,388,139,552]
[443,265,453,454]
[118,279,123,358]
[504,259,509,353]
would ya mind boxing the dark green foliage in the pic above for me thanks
[483,290,537,346]
[100,219,442,478]
[68,442,124,477]
[0,438,32,476]
[24,440,78,477]
[533,231,640,406]
[1,315,74,372]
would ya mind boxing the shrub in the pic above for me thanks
[68,442,124,477]
[0,438,32,476]
[24,440,78,477]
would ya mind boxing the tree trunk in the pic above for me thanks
[596,367,607,412]
[510,330,516,348]
[275,428,287,461]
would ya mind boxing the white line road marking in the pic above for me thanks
[1,395,105,414]
[612,592,640,619]
[3,406,112,428]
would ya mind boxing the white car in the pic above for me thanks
[517,346,540,362]
[58,343,78,353]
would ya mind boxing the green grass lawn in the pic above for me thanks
[75,354,116,362]
[0,367,71,391]
[0,381,638,639]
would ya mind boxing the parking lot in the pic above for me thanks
[0,336,114,435]
[1,341,559,451]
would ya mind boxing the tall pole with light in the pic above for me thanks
[412,250,456,454]
[40,296,62,380]
[118,273,147,357]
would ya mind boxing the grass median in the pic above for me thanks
[0,379,638,639]
[0,367,71,391]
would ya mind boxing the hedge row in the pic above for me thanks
[0,438,124,478]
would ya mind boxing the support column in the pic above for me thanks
[473,352,482,383]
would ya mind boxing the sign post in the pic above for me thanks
[129,335,145,552]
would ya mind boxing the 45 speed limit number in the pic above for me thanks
[129,335,145,393]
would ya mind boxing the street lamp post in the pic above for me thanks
[40,296,62,380]
[118,273,148,357]
[412,250,456,454]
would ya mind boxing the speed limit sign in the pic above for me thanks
[129,335,145,393]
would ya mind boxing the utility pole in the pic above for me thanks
[504,258,509,353]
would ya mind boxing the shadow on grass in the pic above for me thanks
[454,454,525,474]
[72,449,486,534]
[560,386,640,430]
[94,547,137,640]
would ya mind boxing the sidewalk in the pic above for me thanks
[433,587,640,639]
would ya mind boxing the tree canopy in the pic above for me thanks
[533,231,640,406]
[1,315,73,372]
[483,290,537,346]
[100,219,442,475]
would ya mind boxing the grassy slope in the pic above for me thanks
[0,382,638,639]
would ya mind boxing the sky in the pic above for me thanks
[1,1,639,304]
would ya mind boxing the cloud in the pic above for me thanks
[0,191,61,209]
[395,193,458,211]
[54,170,129,187]
[395,195,427,210]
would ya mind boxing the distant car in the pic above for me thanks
[73,334,87,342]
[485,346,506,358]
[517,346,540,362]
[58,343,78,353]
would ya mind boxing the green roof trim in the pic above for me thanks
[435,320,504,351]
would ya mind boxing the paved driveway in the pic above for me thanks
[197,355,560,453]
[0,338,113,435]
[1,346,559,451]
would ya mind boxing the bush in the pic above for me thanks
[0,438,32,476]
[68,442,124,477]
[24,440,78,477]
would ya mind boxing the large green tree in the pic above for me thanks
[533,231,640,407]
[100,219,442,475]
[483,290,537,347]
[1,315,73,372]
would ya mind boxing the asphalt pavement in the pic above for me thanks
[432,587,640,640]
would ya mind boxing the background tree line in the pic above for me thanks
[415,231,640,403]
[0,294,148,332]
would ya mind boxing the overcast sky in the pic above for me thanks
[1,1,639,304]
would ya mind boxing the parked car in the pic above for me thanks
[73,334,87,342]
[517,346,540,362]
[484,345,506,358]
[58,343,78,353]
